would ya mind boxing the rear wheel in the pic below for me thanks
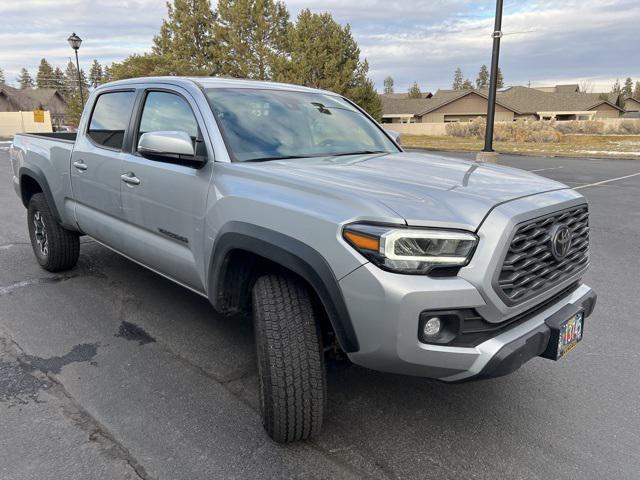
[252,274,326,443]
[27,193,79,272]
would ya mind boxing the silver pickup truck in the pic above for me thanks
[10,77,596,443]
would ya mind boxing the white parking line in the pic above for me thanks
[575,171,640,189]
[528,166,564,173]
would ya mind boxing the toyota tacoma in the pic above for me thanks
[10,77,596,443]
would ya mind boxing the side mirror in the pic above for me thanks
[138,131,199,162]
[385,129,401,145]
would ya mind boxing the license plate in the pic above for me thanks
[541,310,585,360]
[556,311,584,359]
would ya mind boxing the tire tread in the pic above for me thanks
[252,274,326,443]
[27,193,79,272]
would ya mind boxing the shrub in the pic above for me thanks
[494,119,562,143]
[553,120,604,134]
[445,117,485,138]
[618,120,640,134]
[445,117,561,143]
[582,121,605,134]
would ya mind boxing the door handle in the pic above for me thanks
[121,172,141,186]
[73,160,88,171]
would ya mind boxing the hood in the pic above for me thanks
[237,151,568,231]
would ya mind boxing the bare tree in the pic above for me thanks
[578,80,594,93]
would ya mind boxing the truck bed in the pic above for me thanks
[11,132,77,228]
[19,132,77,143]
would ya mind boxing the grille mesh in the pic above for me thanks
[497,205,589,304]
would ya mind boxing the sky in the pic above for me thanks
[0,0,638,93]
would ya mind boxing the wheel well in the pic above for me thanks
[215,249,337,346]
[20,175,43,206]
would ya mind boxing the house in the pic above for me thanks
[0,85,68,127]
[381,89,517,124]
[381,85,625,123]
[498,86,622,120]
[624,96,640,112]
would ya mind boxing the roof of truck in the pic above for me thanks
[101,76,337,96]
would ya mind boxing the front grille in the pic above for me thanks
[497,205,589,304]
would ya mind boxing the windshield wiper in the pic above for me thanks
[244,154,324,162]
[244,150,389,162]
[330,150,388,157]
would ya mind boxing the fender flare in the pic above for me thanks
[209,222,360,353]
[18,166,62,223]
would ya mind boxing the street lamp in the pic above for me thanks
[482,0,504,155]
[67,32,84,104]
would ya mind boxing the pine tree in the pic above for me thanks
[36,59,54,88]
[108,54,175,80]
[152,0,217,75]
[17,68,34,89]
[452,68,464,90]
[476,65,489,89]
[407,81,422,98]
[271,9,380,118]
[88,60,103,88]
[622,77,633,97]
[102,64,112,83]
[63,61,87,94]
[497,67,504,88]
[0,67,5,85]
[79,69,89,92]
[214,0,290,80]
[634,81,640,100]
[462,79,474,90]
[65,91,85,127]
[348,59,382,120]
[383,76,394,94]
[52,67,65,91]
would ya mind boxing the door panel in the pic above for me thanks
[119,157,212,290]
[71,90,136,250]
[119,89,212,291]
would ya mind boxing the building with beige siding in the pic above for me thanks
[0,85,68,128]
[624,97,640,112]
[381,85,626,124]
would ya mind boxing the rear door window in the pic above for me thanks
[87,91,135,150]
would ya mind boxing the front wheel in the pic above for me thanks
[27,193,80,272]
[252,274,327,443]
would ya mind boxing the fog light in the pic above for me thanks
[422,317,442,338]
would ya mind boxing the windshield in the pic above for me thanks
[205,88,399,162]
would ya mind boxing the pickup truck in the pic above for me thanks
[10,77,596,443]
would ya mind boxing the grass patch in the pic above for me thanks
[401,134,640,159]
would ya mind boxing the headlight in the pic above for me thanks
[342,224,477,274]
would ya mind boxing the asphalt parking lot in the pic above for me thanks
[1,146,640,480]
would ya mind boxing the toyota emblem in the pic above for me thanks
[549,224,572,261]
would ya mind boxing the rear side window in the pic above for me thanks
[87,91,135,150]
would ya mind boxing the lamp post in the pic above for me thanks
[67,32,84,104]
[482,0,504,155]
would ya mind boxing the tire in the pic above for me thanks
[252,274,327,443]
[27,193,80,272]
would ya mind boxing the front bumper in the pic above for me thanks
[340,261,595,381]
[456,286,596,382]
[338,189,596,382]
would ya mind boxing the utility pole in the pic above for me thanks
[481,0,504,156]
